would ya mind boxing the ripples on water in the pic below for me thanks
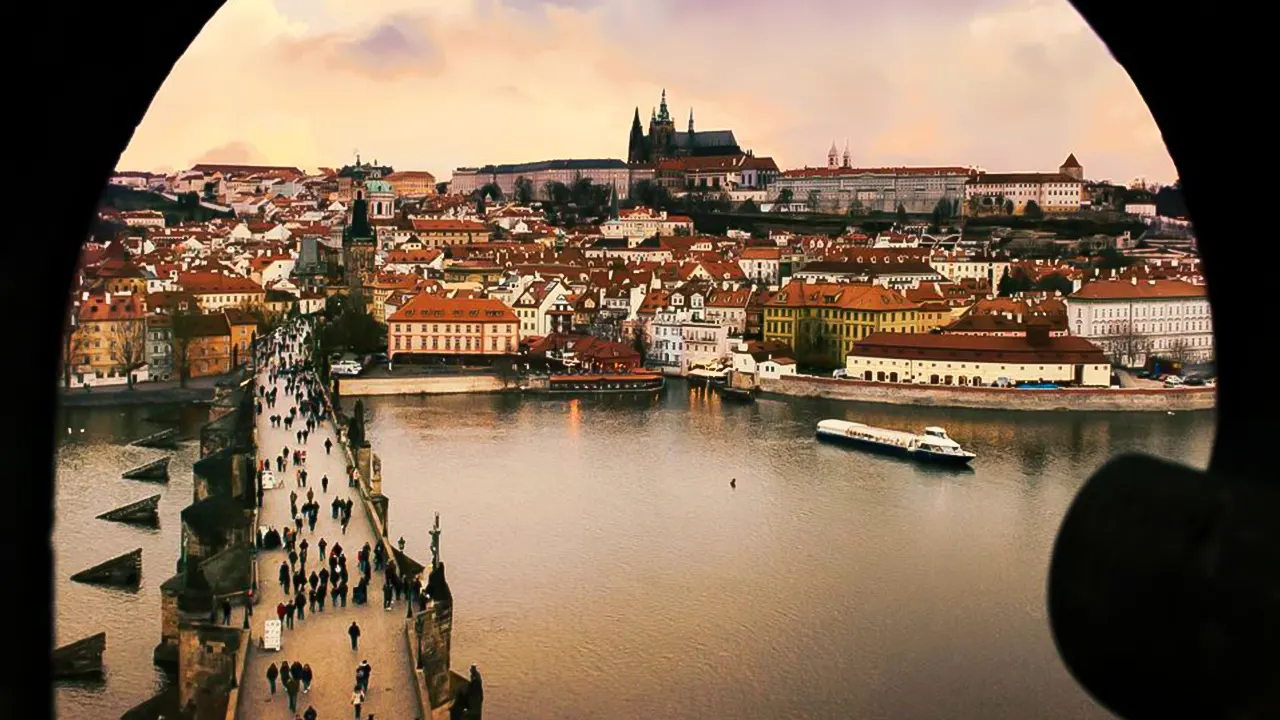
[53,404,207,719]
[360,384,1214,720]
[52,389,1215,719]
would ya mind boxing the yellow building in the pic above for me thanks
[763,282,920,368]
[68,292,147,382]
[384,170,438,198]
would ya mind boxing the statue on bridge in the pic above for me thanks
[429,512,441,570]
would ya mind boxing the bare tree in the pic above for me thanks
[1108,321,1152,368]
[1168,338,1193,369]
[171,307,197,388]
[109,319,147,388]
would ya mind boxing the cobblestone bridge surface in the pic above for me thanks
[239,361,418,720]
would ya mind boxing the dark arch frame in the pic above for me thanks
[24,3,1274,719]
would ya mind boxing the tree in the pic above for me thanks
[847,199,865,217]
[632,328,647,362]
[966,197,980,216]
[1096,247,1134,270]
[477,182,503,203]
[1024,200,1044,219]
[896,204,908,226]
[997,267,1033,297]
[170,306,198,388]
[1034,272,1075,297]
[571,177,594,207]
[1109,321,1152,368]
[795,315,837,369]
[513,176,534,205]
[546,181,571,206]
[109,319,147,388]
[806,190,822,213]
[1168,338,1193,370]
[774,188,794,209]
[1003,199,1015,215]
[739,199,760,213]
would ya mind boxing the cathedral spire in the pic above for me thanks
[688,107,695,134]
[658,88,670,122]
[842,138,851,168]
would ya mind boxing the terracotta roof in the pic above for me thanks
[387,294,517,323]
[970,172,1082,185]
[1061,154,1082,168]
[782,166,975,178]
[77,293,146,322]
[768,281,918,311]
[1070,278,1206,300]
[739,247,781,260]
[410,219,488,232]
[178,272,265,294]
[852,332,1107,365]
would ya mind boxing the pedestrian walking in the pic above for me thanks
[285,599,295,629]
[296,590,307,620]
[221,599,232,624]
[304,706,318,720]
[382,581,391,610]
[279,562,290,593]
[348,621,361,650]
[276,602,286,624]
[267,662,279,695]
[319,538,328,560]
[398,536,405,552]
[351,686,365,719]
[291,660,303,686]
[357,660,371,692]
[322,475,329,493]
[301,663,313,693]
[309,588,317,614]
[285,674,299,713]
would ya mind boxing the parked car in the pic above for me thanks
[1183,376,1206,386]
[331,360,362,376]
[1136,370,1151,379]
[832,369,848,379]
[1163,375,1184,387]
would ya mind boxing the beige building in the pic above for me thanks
[845,327,1111,387]
[387,295,519,359]
[384,170,438,198]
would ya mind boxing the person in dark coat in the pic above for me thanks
[284,673,299,712]
[348,621,361,650]
[295,590,307,620]
[304,706,318,720]
[279,562,291,593]
[301,663,313,693]
[221,599,232,624]
[325,437,333,455]
[266,662,279,694]
[285,600,295,629]
[290,660,303,687]
[319,537,328,560]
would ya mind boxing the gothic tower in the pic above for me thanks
[342,190,377,291]
[842,139,851,169]
[628,107,647,164]
[648,89,677,163]
[688,107,695,134]
[828,141,838,169]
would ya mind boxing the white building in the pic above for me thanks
[681,320,730,372]
[513,278,572,338]
[599,206,694,241]
[737,247,781,286]
[1065,277,1213,367]
[965,155,1086,215]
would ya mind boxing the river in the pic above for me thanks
[52,387,1215,719]
[53,403,208,720]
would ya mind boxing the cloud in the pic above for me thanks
[118,0,1177,186]
[194,141,269,165]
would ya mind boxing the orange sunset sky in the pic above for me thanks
[119,0,1177,186]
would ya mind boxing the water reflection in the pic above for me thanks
[53,403,208,720]
[358,381,1214,720]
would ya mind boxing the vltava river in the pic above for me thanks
[362,383,1215,719]
[53,387,1215,719]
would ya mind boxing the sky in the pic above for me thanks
[119,0,1177,186]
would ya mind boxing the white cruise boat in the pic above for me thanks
[815,419,976,466]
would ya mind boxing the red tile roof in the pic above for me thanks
[1071,278,1206,300]
[387,294,516,323]
[852,331,1107,364]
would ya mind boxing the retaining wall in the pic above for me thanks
[339,374,508,396]
[759,375,1217,412]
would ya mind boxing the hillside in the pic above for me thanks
[99,184,235,224]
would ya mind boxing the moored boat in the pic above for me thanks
[542,372,664,395]
[716,385,755,403]
[815,419,976,466]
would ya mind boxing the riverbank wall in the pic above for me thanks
[59,385,217,408]
[338,373,509,397]
[759,374,1217,412]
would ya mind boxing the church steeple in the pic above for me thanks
[628,107,647,165]
[828,141,839,169]
[688,107,695,134]
[842,139,851,169]
[658,88,670,122]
